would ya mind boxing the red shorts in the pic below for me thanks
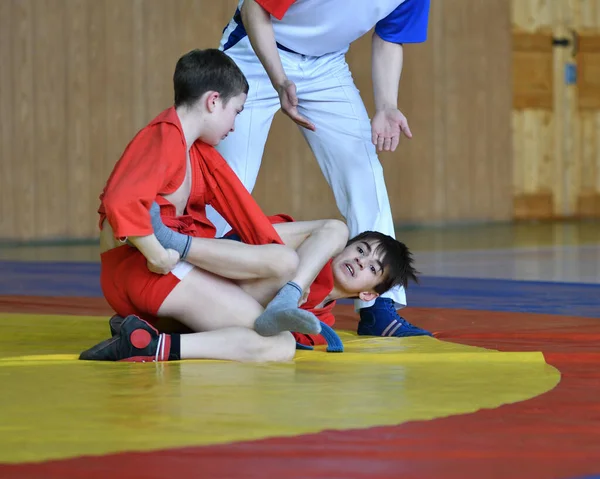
[100,245,190,325]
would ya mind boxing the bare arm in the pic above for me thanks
[240,0,286,88]
[128,235,178,273]
[100,219,179,274]
[370,32,412,152]
[372,32,403,112]
[240,0,315,130]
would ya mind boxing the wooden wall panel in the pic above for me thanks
[0,1,14,238]
[66,0,92,237]
[487,0,515,221]
[0,0,513,240]
[512,0,560,219]
[34,0,68,238]
[254,113,340,220]
[573,1,600,217]
[444,0,513,222]
[512,0,554,30]
[87,0,109,233]
[512,110,555,219]
[12,0,36,239]
[578,35,600,110]
[579,111,600,215]
[512,32,554,110]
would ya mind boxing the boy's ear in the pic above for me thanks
[205,91,220,112]
[358,291,379,302]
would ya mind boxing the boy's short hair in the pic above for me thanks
[347,231,419,293]
[173,49,249,108]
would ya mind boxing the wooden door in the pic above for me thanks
[512,0,600,219]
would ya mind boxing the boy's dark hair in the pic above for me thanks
[173,49,249,108]
[347,231,419,293]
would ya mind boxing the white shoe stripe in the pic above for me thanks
[382,320,397,336]
[155,334,163,362]
[388,322,403,337]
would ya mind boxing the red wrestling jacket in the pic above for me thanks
[98,107,284,247]
[99,107,335,347]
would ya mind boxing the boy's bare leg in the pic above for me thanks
[178,328,296,362]
[237,220,348,305]
[87,220,350,361]
[149,202,298,281]
[84,318,296,363]
[159,270,297,361]
[240,220,348,336]
[158,265,320,336]
[148,204,347,336]
[275,219,349,291]
[81,265,300,363]
[184,237,299,281]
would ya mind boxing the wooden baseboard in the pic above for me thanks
[513,193,554,220]
[577,193,600,218]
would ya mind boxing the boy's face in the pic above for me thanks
[201,92,247,146]
[331,240,385,301]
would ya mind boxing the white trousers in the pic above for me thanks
[207,37,406,310]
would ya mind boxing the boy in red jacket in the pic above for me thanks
[80,48,421,364]
[82,48,349,363]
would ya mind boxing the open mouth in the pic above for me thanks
[345,263,354,277]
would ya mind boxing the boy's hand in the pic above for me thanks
[147,248,180,275]
[371,108,412,152]
[277,79,315,131]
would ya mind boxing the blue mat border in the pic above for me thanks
[1,260,599,318]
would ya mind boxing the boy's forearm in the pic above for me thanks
[128,235,171,270]
[371,32,403,111]
[241,0,287,88]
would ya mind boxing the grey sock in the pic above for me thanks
[149,202,191,258]
[254,282,322,336]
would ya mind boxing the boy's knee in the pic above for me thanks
[323,219,349,244]
[268,332,296,362]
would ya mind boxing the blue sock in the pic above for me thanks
[149,202,191,259]
[254,282,321,337]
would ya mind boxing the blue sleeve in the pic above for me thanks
[375,0,430,44]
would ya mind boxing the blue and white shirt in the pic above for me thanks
[221,0,430,57]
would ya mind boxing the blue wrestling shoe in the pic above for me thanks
[358,297,432,337]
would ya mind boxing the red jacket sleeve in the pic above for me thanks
[193,142,284,246]
[255,0,295,20]
[100,123,185,238]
